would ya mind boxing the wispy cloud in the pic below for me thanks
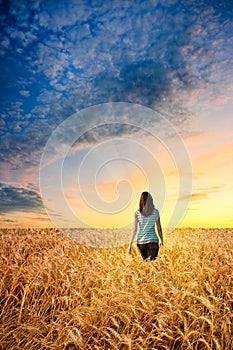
[181,185,224,202]
[0,217,17,223]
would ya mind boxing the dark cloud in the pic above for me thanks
[0,183,44,214]
[0,130,51,170]
[92,60,170,107]
[76,123,140,146]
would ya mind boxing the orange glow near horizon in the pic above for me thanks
[0,212,55,229]
[1,115,232,229]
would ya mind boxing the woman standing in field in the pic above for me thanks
[128,191,163,260]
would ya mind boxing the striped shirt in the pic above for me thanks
[135,208,159,244]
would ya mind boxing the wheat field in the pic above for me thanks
[0,227,232,350]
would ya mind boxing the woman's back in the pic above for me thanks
[135,208,159,244]
[128,191,163,260]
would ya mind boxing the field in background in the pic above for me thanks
[0,228,232,350]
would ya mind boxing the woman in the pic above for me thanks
[128,191,163,260]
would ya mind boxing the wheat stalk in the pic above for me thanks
[0,227,232,349]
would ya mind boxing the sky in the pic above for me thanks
[0,0,233,231]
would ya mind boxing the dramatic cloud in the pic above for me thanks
[1,0,233,172]
[0,183,44,214]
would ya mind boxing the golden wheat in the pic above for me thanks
[0,227,232,349]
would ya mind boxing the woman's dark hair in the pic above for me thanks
[139,191,154,216]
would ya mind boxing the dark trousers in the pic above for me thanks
[137,242,159,260]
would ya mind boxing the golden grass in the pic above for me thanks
[0,227,232,350]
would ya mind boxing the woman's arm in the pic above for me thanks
[156,214,164,247]
[128,213,138,254]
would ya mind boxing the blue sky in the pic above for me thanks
[0,0,233,228]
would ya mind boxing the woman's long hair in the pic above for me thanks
[139,191,154,216]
